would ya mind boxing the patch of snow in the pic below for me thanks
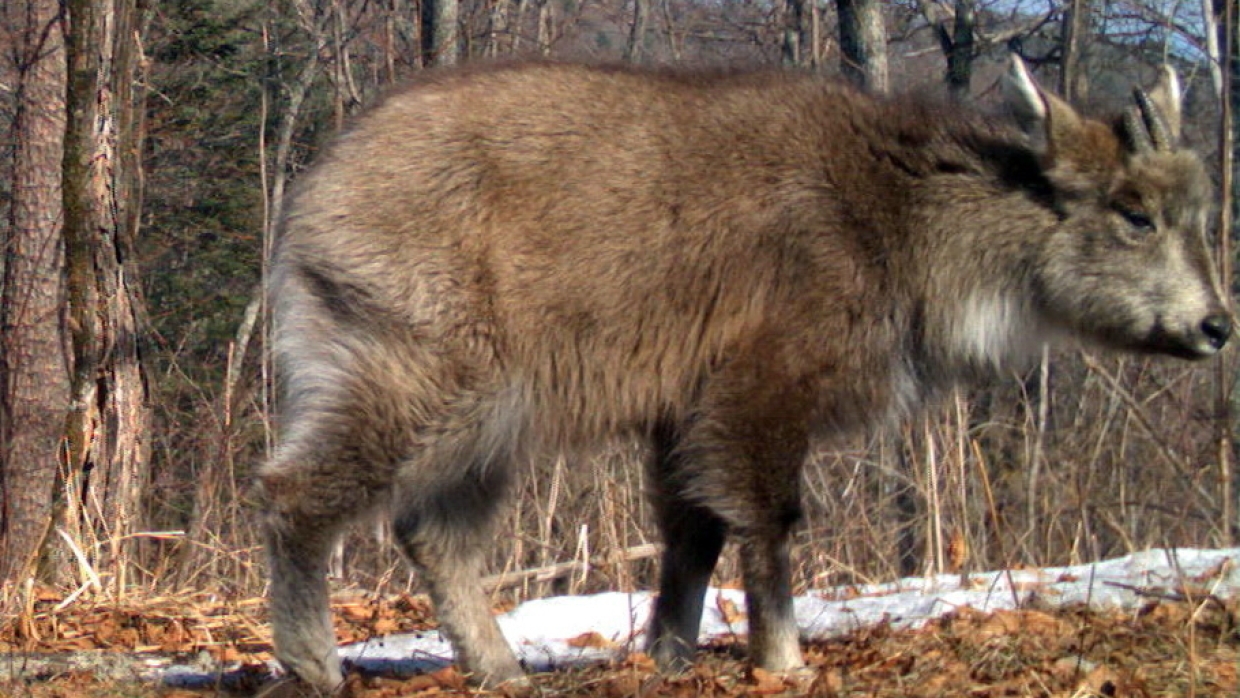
[175,547,1240,684]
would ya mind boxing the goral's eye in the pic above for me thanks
[1118,208,1155,232]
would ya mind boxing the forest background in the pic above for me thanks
[1,0,1239,627]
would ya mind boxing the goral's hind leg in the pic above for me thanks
[391,447,524,687]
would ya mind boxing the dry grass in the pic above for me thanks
[298,352,1233,610]
[4,348,1236,695]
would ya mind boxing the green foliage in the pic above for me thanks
[139,0,348,541]
[142,0,275,536]
[151,0,259,61]
[144,0,267,372]
[142,0,341,386]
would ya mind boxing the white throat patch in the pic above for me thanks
[951,292,1044,370]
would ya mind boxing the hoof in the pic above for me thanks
[647,637,698,675]
[464,661,529,691]
[255,674,345,698]
[494,674,538,697]
[748,665,818,695]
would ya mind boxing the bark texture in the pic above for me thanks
[836,0,887,93]
[0,0,70,587]
[60,0,152,586]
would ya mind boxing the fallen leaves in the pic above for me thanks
[972,607,1069,640]
[1,590,1237,697]
[0,590,437,666]
[566,631,617,649]
[715,595,745,626]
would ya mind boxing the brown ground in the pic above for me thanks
[1,587,1236,697]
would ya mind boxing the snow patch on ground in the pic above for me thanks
[320,547,1240,678]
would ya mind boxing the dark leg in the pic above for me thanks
[661,364,812,674]
[646,503,728,669]
[736,517,802,671]
[646,420,728,670]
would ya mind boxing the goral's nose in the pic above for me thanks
[1202,313,1232,351]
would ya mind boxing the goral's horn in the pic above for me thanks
[1133,86,1173,151]
[1124,104,1154,153]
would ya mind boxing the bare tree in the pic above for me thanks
[918,0,976,96]
[626,0,650,62]
[423,0,462,65]
[1060,0,1088,100]
[537,0,555,55]
[488,0,510,56]
[836,0,888,92]
[1203,0,1224,97]
[1215,0,1237,543]
[61,0,152,587]
[0,0,70,588]
[781,0,807,67]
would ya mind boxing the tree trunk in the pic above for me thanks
[835,0,887,93]
[1060,0,1088,101]
[61,0,152,592]
[1221,0,1238,543]
[511,0,527,53]
[0,0,70,588]
[918,0,974,96]
[809,0,821,68]
[488,0,509,56]
[781,0,806,67]
[625,0,650,63]
[1206,0,1225,98]
[945,0,974,96]
[422,0,461,65]
[537,0,554,55]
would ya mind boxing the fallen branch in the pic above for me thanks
[483,543,660,592]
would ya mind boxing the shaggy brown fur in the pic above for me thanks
[260,58,1230,692]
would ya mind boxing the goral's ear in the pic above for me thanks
[1002,55,1088,161]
